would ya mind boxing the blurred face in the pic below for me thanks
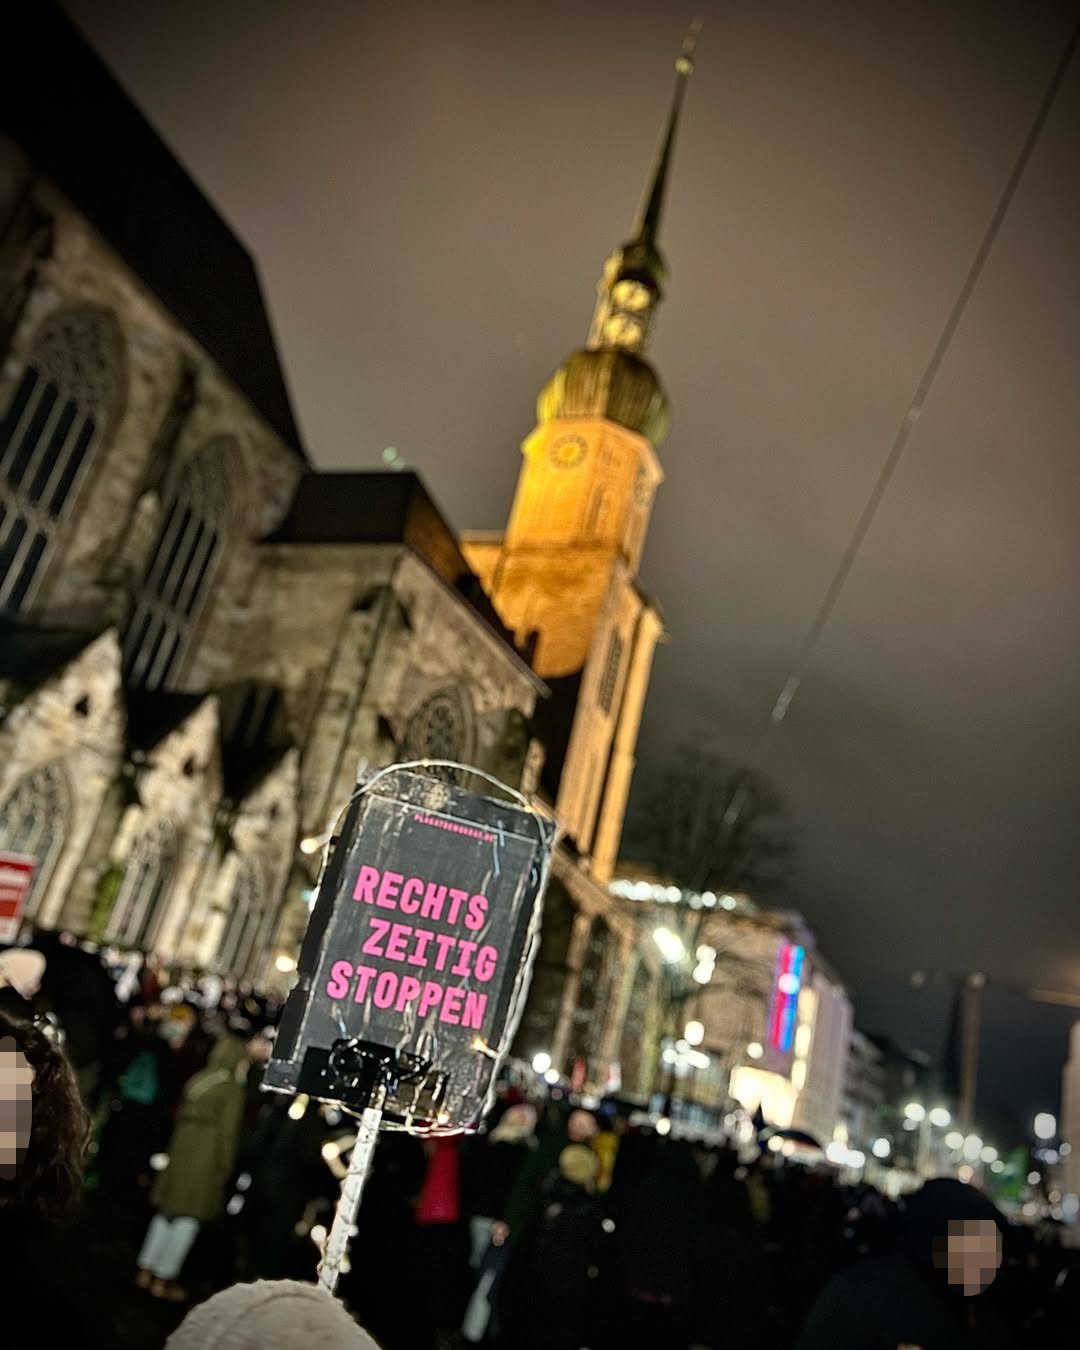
[0,1035,33,1180]
[933,1218,1002,1295]
[567,1110,597,1143]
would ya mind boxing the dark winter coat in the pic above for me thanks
[499,1175,609,1350]
[461,1136,532,1220]
[797,1179,1016,1350]
[151,1036,247,1222]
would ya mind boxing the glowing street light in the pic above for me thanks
[980,1145,998,1164]
[929,1107,951,1128]
[872,1137,891,1159]
[531,1051,552,1075]
[962,1134,984,1162]
[653,927,686,964]
[1034,1113,1057,1141]
[684,1020,705,1047]
[299,835,322,856]
[904,1102,926,1123]
[746,1041,764,1060]
[945,1130,965,1150]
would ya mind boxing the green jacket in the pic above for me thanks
[151,1036,248,1222]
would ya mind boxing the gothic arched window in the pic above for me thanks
[0,763,68,925]
[403,687,472,763]
[106,819,178,949]
[124,438,238,689]
[216,859,266,977]
[0,305,125,611]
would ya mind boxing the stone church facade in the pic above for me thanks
[0,9,692,1095]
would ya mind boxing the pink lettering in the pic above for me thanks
[408,928,435,967]
[326,960,353,999]
[353,865,379,904]
[465,894,488,932]
[418,981,443,1017]
[353,965,377,1003]
[399,877,423,914]
[433,933,457,972]
[475,945,498,981]
[451,940,478,977]
[462,990,487,1029]
[446,888,469,924]
[362,917,390,957]
[420,883,447,922]
[386,922,411,962]
[376,871,403,908]
[440,986,464,1025]
[396,975,422,1010]
[373,971,397,1008]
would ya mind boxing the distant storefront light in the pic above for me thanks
[608,878,756,914]
[768,944,804,1054]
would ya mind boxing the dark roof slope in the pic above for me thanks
[4,5,306,460]
[124,689,205,754]
[268,471,534,665]
[0,614,107,699]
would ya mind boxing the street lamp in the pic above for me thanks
[684,1020,705,1047]
[872,1137,891,1159]
[904,1102,926,1123]
[945,1130,965,1150]
[929,1107,951,1128]
[654,927,686,964]
[1034,1113,1057,1141]
[532,1051,552,1075]
[962,1134,983,1163]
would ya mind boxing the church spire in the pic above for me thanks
[587,21,700,354]
[631,19,700,255]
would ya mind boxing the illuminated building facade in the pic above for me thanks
[0,7,685,1081]
[0,12,542,978]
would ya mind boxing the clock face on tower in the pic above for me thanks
[548,434,587,469]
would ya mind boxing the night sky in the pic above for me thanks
[64,0,1080,1132]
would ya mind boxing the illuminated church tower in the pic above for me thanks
[464,30,696,881]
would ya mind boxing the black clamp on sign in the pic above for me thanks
[297,1036,433,1113]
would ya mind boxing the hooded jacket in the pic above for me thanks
[150,1036,249,1222]
[797,1179,1016,1350]
[165,1280,381,1350]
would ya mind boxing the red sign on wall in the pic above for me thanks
[0,853,36,944]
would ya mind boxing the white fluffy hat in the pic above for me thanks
[0,948,46,999]
[165,1281,382,1350]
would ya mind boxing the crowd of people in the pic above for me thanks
[2,934,1080,1349]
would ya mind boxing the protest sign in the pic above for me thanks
[266,764,555,1133]
[0,854,35,944]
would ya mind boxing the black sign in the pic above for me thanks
[265,767,555,1131]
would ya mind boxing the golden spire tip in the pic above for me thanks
[676,17,703,74]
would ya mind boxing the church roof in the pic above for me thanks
[124,689,206,754]
[268,471,542,683]
[0,614,109,703]
[4,5,306,461]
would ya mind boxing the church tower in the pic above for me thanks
[464,29,696,881]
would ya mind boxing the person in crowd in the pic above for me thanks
[462,1102,538,1268]
[606,1134,712,1350]
[493,1106,598,1249]
[165,1279,383,1350]
[135,1030,256,1301]
[412,1134,470,1349]
[496,1143,609,1350]
[797,1177,1016,1349]
[0,1007,95,1338]
[93,996,179,1199]
[233,1092,335,1281]
[460,1102,539,1343]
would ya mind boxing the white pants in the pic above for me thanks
[137,1213,200,1281]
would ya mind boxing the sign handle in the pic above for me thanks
[318,1099,384,1294]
